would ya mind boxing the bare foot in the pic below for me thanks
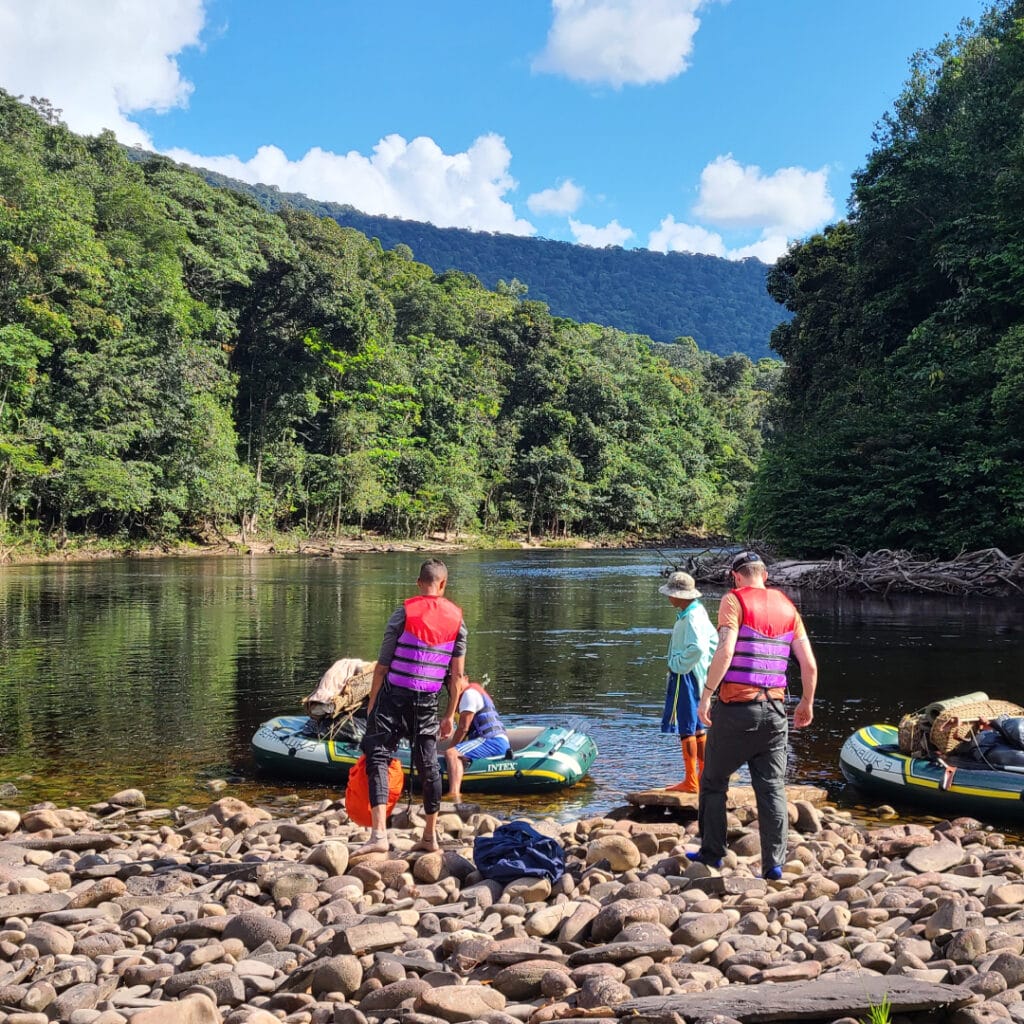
[411,835,441,853]
[352,836,389,858]
[664,780,699,793]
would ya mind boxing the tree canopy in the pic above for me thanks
[743,0,1024,556]
[0,91,778,547]
[195,168,787,359]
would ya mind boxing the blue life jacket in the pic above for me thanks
[464,683,506,739]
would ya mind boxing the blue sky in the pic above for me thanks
[0,0,991,261]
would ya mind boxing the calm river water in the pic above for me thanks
[1,549,1022,822]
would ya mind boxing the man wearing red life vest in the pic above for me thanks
[355,559,466,856]
[687,551,818,881]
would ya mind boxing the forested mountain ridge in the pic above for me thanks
[0,90,779,549]
[744,0,1024,556]
[194,168,786,359]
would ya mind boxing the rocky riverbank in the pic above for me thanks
[0,791,1020,1024]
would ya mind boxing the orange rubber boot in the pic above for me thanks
[665,735,700,793]
[695,732,707,782]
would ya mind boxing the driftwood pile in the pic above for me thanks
[682,546,1024,597]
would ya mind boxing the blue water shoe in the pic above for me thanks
[685,850,723,868]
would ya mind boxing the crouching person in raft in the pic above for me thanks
[658,571,717,792]
[445,677,511,805]
[356,559,467,856]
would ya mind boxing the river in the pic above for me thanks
[1,549,1022,822]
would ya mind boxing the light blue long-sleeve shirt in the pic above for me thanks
[666,600,718,692]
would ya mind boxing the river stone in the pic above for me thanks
[415,984,506,1022]
[948,928,989,964]
[586,835,641,872]
[222,911,293,950]
[559,901,600,944]
[68,877,127,909]
[493,959,571,1000]
[22,809,63,832]
[337,920,407,955]
[591,901,662,943]
[926,900,968,939]
[108,789,146,808]
[907,841,966,874]
[359,978,432,1011]
[128,993,222,1024]
[568,942,677,966]
[53,983,103,1019]
[224,809,271,831]
[503,877,551,903]
[305,843,350,876]
[753,961,823,984]
[312,955,363,997]
[0,811,21,835]
[674,913,730,946]
[24,921,74,955]
[271,871,319,901]
[22,981,56,1013]
[74,932,125,958]
[163,967,234,998]
[0,892,70,919]
[990,953,1024,988]
[277,821,325,845]
[578,974,633,1009]
[206,797,251,823]
[818,904,852,938]
[526,902,577,938]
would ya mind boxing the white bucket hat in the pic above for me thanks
[658,571,702,600]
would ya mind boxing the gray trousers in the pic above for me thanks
[697,699,789,870]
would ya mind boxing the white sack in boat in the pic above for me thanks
[304,658,376,719]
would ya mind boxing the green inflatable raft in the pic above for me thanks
[251,714,598,794]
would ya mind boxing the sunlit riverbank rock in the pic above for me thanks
[0,789,1020,1023]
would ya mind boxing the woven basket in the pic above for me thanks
[930,699,1024,754]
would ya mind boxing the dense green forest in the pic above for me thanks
[0,90,779,550]
[195,168,786,359]
[744,0,1024,556]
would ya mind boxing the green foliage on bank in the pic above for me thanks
[197,168,786,359]
[743,0,1024,556]
[0,91,779,546]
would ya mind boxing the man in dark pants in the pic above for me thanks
[688,551,818,880]
[355,559,466,856]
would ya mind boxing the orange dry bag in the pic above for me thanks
[345,754,405,826]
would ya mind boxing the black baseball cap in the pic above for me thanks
[730,550,764,572]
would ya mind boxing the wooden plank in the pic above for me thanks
[626,783,829,810]
[620,974,973,1024]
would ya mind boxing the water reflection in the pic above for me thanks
[0,551,1022,824]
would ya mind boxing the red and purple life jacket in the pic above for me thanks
[722,587,798,690]
[386,595,463,694]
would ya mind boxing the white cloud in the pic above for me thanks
[167,133,536,235]
[648,216,725,257]
[527,179,585,216]
[728,233,790,262]
[646,155,834,263]
[0,1,536,236]
[569,218,633,247]
[0,0,205,147]
[694,154,835,235]
[534,0,704,87]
